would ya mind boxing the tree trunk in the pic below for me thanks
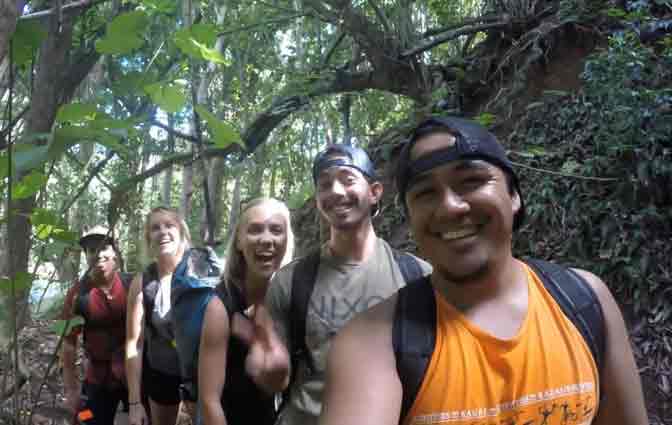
[180,163,194,221]
[0,0,22,66]
[0,11,77,348]
[200,158,227,245]
[161,115,176,205]
[221,174,242,251]
[248,147,267,199]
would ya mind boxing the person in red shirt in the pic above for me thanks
[62,227,132,425]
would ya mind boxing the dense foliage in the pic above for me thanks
[508,26,672,414]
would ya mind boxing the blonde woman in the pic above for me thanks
[126,207,192,425]
[199,198,294,425]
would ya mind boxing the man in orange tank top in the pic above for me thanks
[318,117,647,425]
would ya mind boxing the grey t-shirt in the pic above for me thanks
[266,237,432,425]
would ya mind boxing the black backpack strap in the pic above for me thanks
[142,263,159,316]
[287,249,322,389]
[392,250,425,283]
[119,272,134,290]
[73,274,91,320]
[526,259,606,374]
[393,277,436,424]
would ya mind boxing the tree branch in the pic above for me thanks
[149,120,200,143]
[217,13,308,37]
[368,0,393,34]
[422,14,505,37]
[0,106,28,151]
[322,31,346,67]
[60,152,114,213]
[18,0,109,21]
[401,22,509,58]
[107,144,240,227]
[307,0,394,66]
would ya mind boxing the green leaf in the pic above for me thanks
[30,208,60,226]
[89,117,135,131]
[542,90,569,98]
[96,36,144,55]
[526,101,545,110]
[144,82,188,113]
[97,133,130,158]
[194,106,243,148]
[604,8,627,17]
[44,240,76,258]
[30,208,72,241]
[516,146,549,158]
[52,126,128,157]
[50,229,79,243]
[10,21,47,66]
[11,171,48,200]
[473,113,496,127]
[142,0,176,14]
[174,25,228,64]
[95,11,148,55]
[112,71,154,96]
[561,159,580,173]
[55,103,101,124]
[51,317,85,336]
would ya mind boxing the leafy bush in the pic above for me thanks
[511,29,672,313]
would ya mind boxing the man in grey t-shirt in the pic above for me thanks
[233,144,431,425]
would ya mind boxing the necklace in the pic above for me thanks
[100,285,114,300]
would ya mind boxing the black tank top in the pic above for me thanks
[216,283,277,425]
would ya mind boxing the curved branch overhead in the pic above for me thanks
[401,21,510,58]
[109,0,595,229]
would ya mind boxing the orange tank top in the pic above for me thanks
[404,263,599,425]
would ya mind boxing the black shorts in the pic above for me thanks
[143,365,182,405]
[77,383,128,425]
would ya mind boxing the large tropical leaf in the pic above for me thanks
[174,24,228,64]
[96,11,148,55]
[30,208,76,242]
[55,103,101,124]
[11,171,48,200]
[10,21,47,66]
[144,81,188,113]
[194,106,243,148]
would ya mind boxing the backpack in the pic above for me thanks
[392,259,606,424]
[141,248,221,339]
[284,247,425,404]
[169,247,224,402]
[73,272,134,326]
[72,271,134,383]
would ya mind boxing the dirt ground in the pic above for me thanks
[0,319,192,425]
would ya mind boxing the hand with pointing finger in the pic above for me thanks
[231,304,290,394]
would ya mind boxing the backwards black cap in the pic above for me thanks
[395,116,525,230]
[312,144,377,184]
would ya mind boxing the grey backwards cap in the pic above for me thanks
[312,144,377,184]
[395,116,525,230]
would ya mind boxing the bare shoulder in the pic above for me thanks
[322,293,403,425]
[129,273,143,296]
[570,268,621,314]
[340,293,397,340]
[569,270,649,424]
[204,295,229,328]
[329,293,398,365]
